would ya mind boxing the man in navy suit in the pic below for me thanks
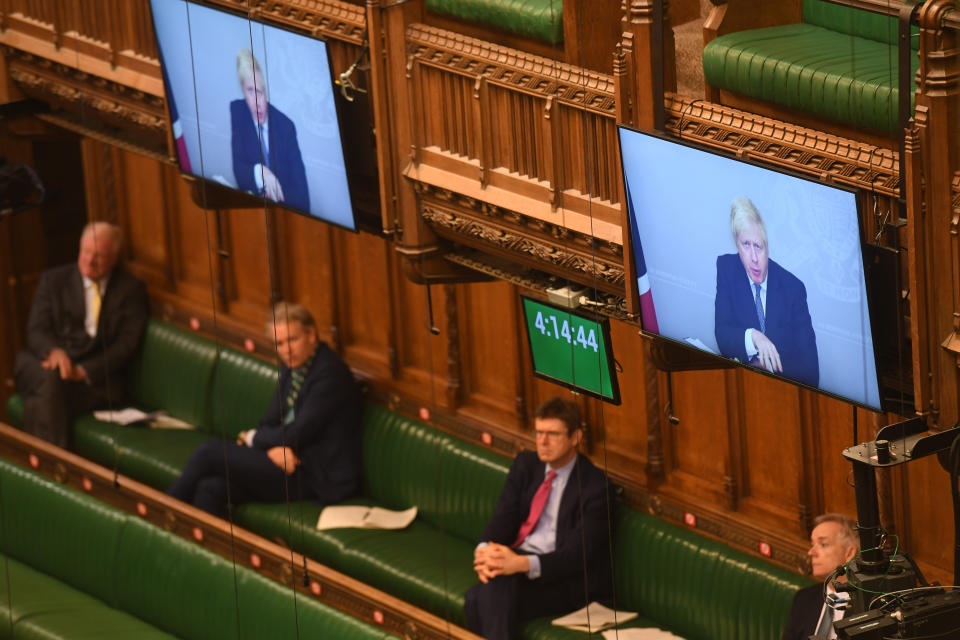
[167,302,361,517]
[782,514,859,640]
[464,397,614,640]
[715,197,819,387]
[230,49,309,213]
[14,222,148,449]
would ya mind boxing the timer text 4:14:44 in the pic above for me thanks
[533,311,599,352]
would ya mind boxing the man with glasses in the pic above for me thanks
[464,396,614,640]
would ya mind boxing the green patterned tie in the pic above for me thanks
[283,349,316,425]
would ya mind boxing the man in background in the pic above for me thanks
[14,221,148,449]
[167,302,361,517]
[782,513,860,640]
[230,48,309,213]
[464,396,614,640]
[715,196,819,387]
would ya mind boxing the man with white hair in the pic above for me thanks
[782,513,860,640]
[14,221,147,449]
[714,196,819,386]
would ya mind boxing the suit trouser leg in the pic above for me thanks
[465,575,520,640]
[14,350,105,450]
[167,440,306,517]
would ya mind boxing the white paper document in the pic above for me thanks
[602,628,685,640]
[551,602,638,632]
[684,337,717,354]
[93,408,195,430]
[316,505,418,531]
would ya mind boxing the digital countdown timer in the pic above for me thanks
[521,297,620,404]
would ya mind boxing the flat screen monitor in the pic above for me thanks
[618,126,883,411]
[521,296,621,404]
[149,0,357,230]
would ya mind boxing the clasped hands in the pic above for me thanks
[473,542,530,583]
[750,331,782,374]
[236,430,300,475]
[260,167,285,203]
[41,348,87,382]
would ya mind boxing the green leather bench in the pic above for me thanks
[425,0,563,43]
[5,318,810,638]
[0,456,387,640]
[703,0,920,133]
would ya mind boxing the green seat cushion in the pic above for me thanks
[5,393,23,427]
[128,319,218,428]
[0,458,126,606]
[115,516,387,640]
[73,413,211,490]
[612,510,811,640]
[236,498,476,626]
[362,403,510,541]
[205,347,278,441]
[426,0,563,43]
[0,556,177,640]
[802,0,919,46]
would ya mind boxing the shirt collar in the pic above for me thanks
[547,454,577,482]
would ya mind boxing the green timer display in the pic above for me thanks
[521,297,620,404]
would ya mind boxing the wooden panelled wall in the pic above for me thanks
[0,0,958,586]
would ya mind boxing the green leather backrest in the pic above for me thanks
[425,0,563,44]
[0,457,126,608]
[128,319,219,429]
[613,509,811,640]
[803,0,919,48]
[115,516,387,640]
[206,347,279,440]
[362,403,511,541]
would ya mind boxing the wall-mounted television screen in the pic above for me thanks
[619,126,883,411]
[149,0,357,230]
[521,296,621,404]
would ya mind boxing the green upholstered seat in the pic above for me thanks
[205,346,279,441]
[0,457,388,640]
[703,0,920,133]
[0,557,177,640]
[426,0,563,43]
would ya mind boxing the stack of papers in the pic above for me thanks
[316,505,418,531]
[93,408,195,430]
[601,629,685,640]
[552,602,638,632]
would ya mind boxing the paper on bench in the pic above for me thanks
[552,602,638,632]
[93,408,195,430]
[602,628,685,640]
[316,505,418,531]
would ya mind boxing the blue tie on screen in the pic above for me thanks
[754,283,765,333]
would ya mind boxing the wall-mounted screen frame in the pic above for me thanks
[521,296,621,405]
[619,125,884,411]
[149,0,358,230]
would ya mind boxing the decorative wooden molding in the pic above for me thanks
[664,93,901,197]
[3,47,166,133]
[415,182,624,293]
[210,0,367,44]
[407,23,616,117]
[0,423,480,640]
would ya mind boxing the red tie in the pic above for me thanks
[511,470,557,548]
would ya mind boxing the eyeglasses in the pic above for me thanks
[534,429,569,440]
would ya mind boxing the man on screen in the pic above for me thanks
[230,49,310,212]
[714,197,819,387]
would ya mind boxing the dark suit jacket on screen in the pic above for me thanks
[20,263,148,400]
[251,342,362,503]
[230,100,309,213]
[478,451,614,611]
[714,253,819,387]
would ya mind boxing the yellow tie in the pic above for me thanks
[90,280,102,328]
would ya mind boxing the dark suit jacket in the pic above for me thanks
[479,451,614,609]
[22,263,148,399]
[782,584,824,640]
[714,253,819,387]
[252,342,361,503]
[230,100,309,213]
